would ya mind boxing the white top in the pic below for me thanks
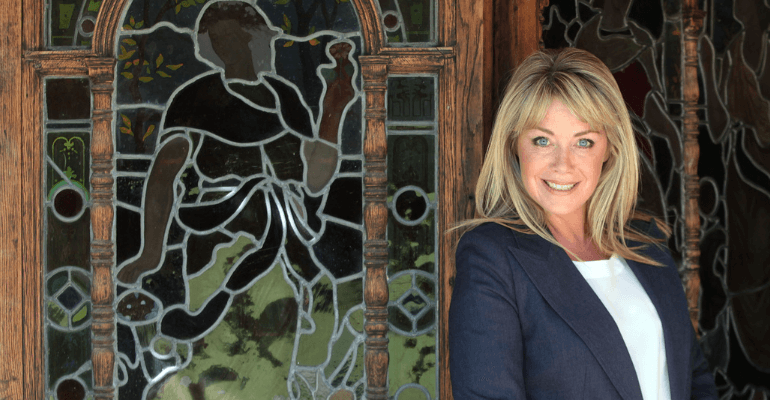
[572,254,671,400]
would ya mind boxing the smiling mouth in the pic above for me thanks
[544,180,576,191]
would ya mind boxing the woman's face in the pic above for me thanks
[516,99,609,224]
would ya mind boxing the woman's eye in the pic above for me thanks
[533,137,549,147]
[577,138,594,148]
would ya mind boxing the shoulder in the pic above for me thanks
[457,222,536,251]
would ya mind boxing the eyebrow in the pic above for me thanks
[534,127,596,137]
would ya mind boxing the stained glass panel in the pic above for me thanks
[43,77,94,400]
[113,0,365,398]
[47,0,101,48]
[377,0,436,45]
[386,76,438,399]
[542,0,770,397]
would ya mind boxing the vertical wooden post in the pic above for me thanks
[87,57,116,400]
[361,57,389,400]
[0,0,24,396]
[682,0,706,333]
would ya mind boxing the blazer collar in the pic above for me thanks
[507,228,681,400]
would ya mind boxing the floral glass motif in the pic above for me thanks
[543,0,770,397]
[47,0,102,47]
[386,76,438,399]
[377,0,435,45]
[112,0,365,398]
[44,77,94,400]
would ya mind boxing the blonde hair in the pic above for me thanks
[466,48,668,265]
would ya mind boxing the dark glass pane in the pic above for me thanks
[47,327,91,387]
[114,109,163,156]
[387,77,436,122]
[56,378,86,400]
[46,79,90,119]
[46,209,91,273]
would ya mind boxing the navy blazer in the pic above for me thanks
[449,220,717,399]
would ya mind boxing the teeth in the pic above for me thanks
[546,181,575,191]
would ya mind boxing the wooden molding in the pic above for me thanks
[360,57,389,400]
[682,0,706,334]
[86,57,117,400]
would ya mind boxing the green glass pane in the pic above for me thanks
[382,0,435,44]
[387,210,436,275]
[48,301,69,328]
[72,303,91,327]
[323,328,355,382]
[47,132,91,199]
[47,326,91,387]
[49,0,85,46]
[387,330,436,399]
[296,275,336,366]
[154,264,296,398]
[154,337,173,355]
[387,77,436,122]
[47,271,69,296]
[71,270,91,294]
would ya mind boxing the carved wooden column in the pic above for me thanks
[682,0,706,333]
[361,57,389,400]
[87,57,116,400]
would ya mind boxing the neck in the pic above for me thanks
[547,212,607,261]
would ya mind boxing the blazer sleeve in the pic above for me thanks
[689,329,718,399]
[449,229,526,399]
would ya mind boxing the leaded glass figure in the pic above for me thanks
[113,1,365,398]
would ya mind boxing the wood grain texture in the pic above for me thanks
[484,0,547,151]
[360,58,389,400]
[21,0,44,396]
[682,0,705,334]
[21,61,43,400]
[87,57,117,400]
[442,1,486,400]
[0,0,24,396]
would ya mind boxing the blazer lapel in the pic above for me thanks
[624,242,689,400]
[509,234,644,400]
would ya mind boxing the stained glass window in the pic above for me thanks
[543,0,770,396]
[112,0,365,398]
[386,75,438,399]
[44,77,95,400]
[47,0,102,48]
[377,0,436,45]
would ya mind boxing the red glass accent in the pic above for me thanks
[81,19,95,33]
[384,14,399,29]
[56,379,85,400]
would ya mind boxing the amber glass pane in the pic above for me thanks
[112,0,364,398]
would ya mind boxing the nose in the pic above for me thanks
[550,145,574,172]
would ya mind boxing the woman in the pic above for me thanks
[448,48,717,399]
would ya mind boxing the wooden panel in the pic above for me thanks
[0,0,24,396]
[485,0,549,147]
[438,0,487,399]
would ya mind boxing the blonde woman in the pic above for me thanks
[448,48,717,399]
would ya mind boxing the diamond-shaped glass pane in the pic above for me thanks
[57,286,83,310]
[400,289,428,316]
